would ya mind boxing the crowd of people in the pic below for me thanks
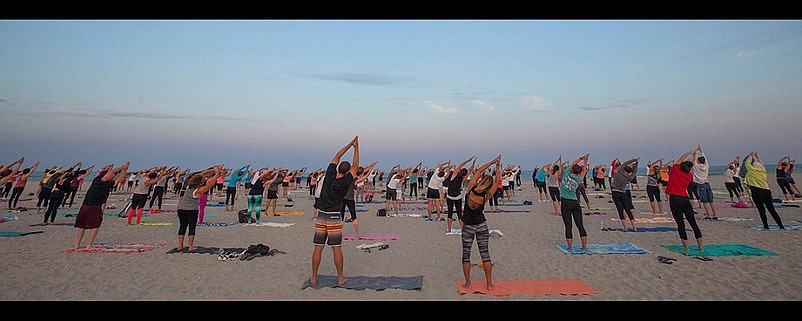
[2,143,798,291]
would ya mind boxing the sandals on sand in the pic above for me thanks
[694,255,713,261]
[657,256,677,264]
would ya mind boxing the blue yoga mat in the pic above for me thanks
[0,230,44,237]
[556,242,650,255]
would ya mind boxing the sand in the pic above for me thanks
[0,175,800,301]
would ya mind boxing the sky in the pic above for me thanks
[1,20,801,172]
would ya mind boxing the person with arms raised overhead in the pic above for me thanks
[559,153,590,253]
[666,148,704,253]
[460,155,502,291]
[310,136,359,286]
[746,151,785,230]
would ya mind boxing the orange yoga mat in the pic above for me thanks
[456,279,597,296]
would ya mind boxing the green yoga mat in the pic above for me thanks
[747,224,801,231]
[661,244,778,256]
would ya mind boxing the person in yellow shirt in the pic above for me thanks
[744,151,785,230]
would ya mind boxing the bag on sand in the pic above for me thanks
[376,208,386,217]
[238,209,250,223]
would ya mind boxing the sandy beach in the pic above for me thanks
[1,174,800,302]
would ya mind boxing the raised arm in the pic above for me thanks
[195,165,224,195]
[468,155,501,189]
[487,158,503,196]
[350,136,360,177]
[331,136,357,166]
[778,155,790,169]
[450,156,474,180]
[676,148,696,164]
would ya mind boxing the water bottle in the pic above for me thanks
[600,221,604,230]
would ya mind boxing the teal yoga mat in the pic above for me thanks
[660,244,778,256]
[747,224,801,231]
[0,230,44,237]
[556,242,650,255]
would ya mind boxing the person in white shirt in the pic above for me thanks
[692,144,718,220]
[426,162,449,220]
[385,168,407,217]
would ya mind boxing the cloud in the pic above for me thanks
[51,107,103,117]
[577,104,630,111]
[314,73,413,86]
[522,96,548,112]
[734,51,756,58]
[106,111,187,119]
[426,101,457,114]
[472,100,496,111]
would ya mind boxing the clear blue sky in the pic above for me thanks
[2,20,801,171]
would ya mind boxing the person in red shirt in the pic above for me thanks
[666,147,704,253]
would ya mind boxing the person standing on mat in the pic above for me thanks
[666,148,705,253]
[776,156,796,202]
[341,161,375,240]
[460,155,501,291]
[692,145,718,220]
[560,153,590,253]
[311,136,359,286]
[127,166,168,225]
[176,165,223,252]
[43,162,80,225]
[245,168,280,223]
[446,156,475,233]
[745,151,785,230]
[646,159,664,214]
[224,164,250,212]
[74,162,129,249]
[7,161,38,210]
[610,157,640,232]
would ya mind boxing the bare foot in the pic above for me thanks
[310,277,317,286]
[188,247,195,252]
[462,281,471,289]
[337,277,348,285]
[486,283,495,290]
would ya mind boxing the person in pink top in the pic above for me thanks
[8,161,38,209]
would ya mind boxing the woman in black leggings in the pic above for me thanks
[745,152,785,230]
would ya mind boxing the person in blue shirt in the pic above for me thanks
[225,164,250,212]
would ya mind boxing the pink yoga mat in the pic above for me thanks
[343,234,402,240]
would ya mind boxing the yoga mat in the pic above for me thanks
[0,230,43,237]
[610,217,675,224]
[301,275,423,291]
[497,203,528,207]
[197,222,237,227]
[444,229,504,238]
[556,242,650,255]
[747,224,801,231]
[583,211,608,216]
[343,234,402,240]
[601,227,685,232]
[137,222,173,226]
[494,209,531,213]
[391,213,420,218]
[166,246,246,254]
[66,242,165,253]
[242,222,295,228]
[271,211,304,216]
[718,217,754,221]
[29,222,73,226]
[456,279,597,296]
[660,244,779,256]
